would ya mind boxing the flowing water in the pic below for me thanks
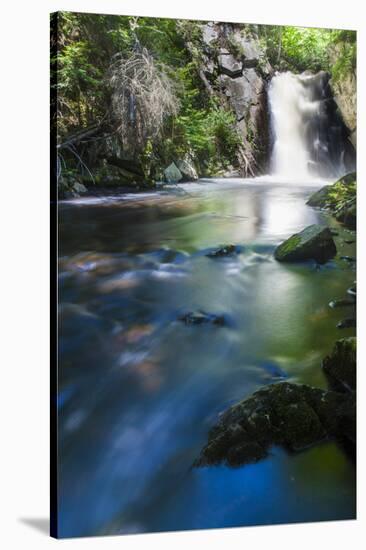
[58,178,356,537]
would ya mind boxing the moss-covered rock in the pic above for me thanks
[196,381,355,468]
[274,224,336,263]
[335,197,356,229]
[306,185,332,207]
[322,337,356,391]
[307,172,356,229]
[335,172,356,186]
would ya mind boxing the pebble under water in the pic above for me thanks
[57,178,356,537]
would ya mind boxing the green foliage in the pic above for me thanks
[281,27,331,71]
[259,25,332,72]
[226,33,245,58]
[329,30,356,83]
[259,24,356,82]
[327,180,356,211]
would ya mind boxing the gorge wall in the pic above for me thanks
[329,43,357,148]
[198,22,272,176]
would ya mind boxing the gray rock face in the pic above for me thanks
[218,53,243,78]
[202,23,219,46]
[164,162,183,184]
[196,382,355,467]
[329,44,356,146]
[274,224,337,263]
[219,76,252,120]
[199,22,271,175]
[239,37,261,62]
[219,70,265,123]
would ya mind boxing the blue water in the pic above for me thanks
[57,178,356,537]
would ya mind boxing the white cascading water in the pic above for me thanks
[269,72,321,180]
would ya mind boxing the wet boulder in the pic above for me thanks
[196,382,355,468]
[335,197,356,229]
[178,310,225,326]
[306,185,332,207]
[177,159,198,181]
[322,337,356,391]
[307,173,356,230]
[164,162,183,184]
[335,172,356,186]
[340,256,356,263]
[337,318,356,330]
[329,298,355,308]
[274,224,337,263]
[347,284,356,298]
[306,173,356,208]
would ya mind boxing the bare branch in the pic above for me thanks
[108,48,179,151]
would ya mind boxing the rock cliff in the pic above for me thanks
[199,22,272,176]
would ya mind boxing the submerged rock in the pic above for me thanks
[196,382,355,467]
[329,298,355,308]
[274,224,336,263]
[347,285,356,298]
[206,244,237,258]
[178,311,225,326]
[322,337,356,391]
[337,318,356,330]
[340,255,356,263]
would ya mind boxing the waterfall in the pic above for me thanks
[268,71,355,180]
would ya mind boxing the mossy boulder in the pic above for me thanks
[335,172,356,186]
[306,185,332,207]
[274,224,336,263]
[196,382,355,468]
[307,172,356,229]
[322,337,356,391]
[335,197,356,229]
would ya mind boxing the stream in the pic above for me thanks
[58,177,356,537]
